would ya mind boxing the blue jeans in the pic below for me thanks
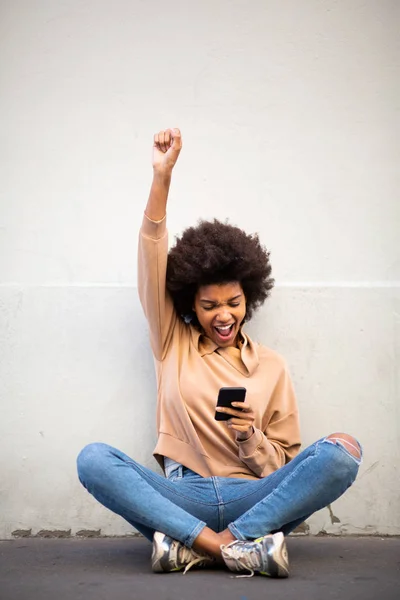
[77,437,361,548]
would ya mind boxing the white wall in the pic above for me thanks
[1,0,399,538]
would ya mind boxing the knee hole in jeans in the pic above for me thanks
[325,433,362,463]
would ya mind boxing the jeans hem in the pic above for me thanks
[184,521,207,548]
[227,523,247,541]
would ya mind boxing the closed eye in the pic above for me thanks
[202,302,240,311]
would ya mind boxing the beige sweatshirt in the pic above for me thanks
[138,214,301,480]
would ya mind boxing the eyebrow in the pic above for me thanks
[199,294,243,304]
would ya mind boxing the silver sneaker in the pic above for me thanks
[152,531,214,574]
[221,531,289,578]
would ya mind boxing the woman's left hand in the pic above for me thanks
[216,402,255,441]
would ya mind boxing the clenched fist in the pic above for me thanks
[152,128,182,175]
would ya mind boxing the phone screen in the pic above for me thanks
[215,387,246,421]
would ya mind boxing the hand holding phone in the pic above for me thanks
[214,387,247,421]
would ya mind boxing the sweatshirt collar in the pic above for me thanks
[190,326,259,376]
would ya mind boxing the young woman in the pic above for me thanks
[77,128,362,578]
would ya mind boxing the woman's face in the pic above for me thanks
[193,281,247,348]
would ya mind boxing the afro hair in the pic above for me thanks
[166,219,274,325]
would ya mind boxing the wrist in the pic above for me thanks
[236,426,254,442]
[152,168,172,183]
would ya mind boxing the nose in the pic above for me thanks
[216,308,231,322]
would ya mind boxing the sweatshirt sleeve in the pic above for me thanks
[237,363,301,478]
[138,213,177,361]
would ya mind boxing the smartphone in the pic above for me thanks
[215,387,247,421]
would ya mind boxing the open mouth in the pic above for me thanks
[213,323,235,341]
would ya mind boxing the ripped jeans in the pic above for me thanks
[77,436,362,548]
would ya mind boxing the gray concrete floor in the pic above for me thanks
[0,536,399,600]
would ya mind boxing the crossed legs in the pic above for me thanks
[77,433,361,562]
[193,433,361,559]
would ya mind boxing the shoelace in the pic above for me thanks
[178,545,213,575]
[221,542,262,578]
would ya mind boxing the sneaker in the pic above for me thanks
[220,531,289,578]
[152,531,214,574]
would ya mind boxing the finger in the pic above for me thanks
[216,407,251,418]
[228,417,253,427]
[158,130,166,152]
[231,402,251,411]
[171,128,182,149]
[229,423,251,432]
[154,133,160,149]
[165,130,171,150]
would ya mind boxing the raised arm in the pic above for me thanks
[145,129,182,221]
[138,129,182,360]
